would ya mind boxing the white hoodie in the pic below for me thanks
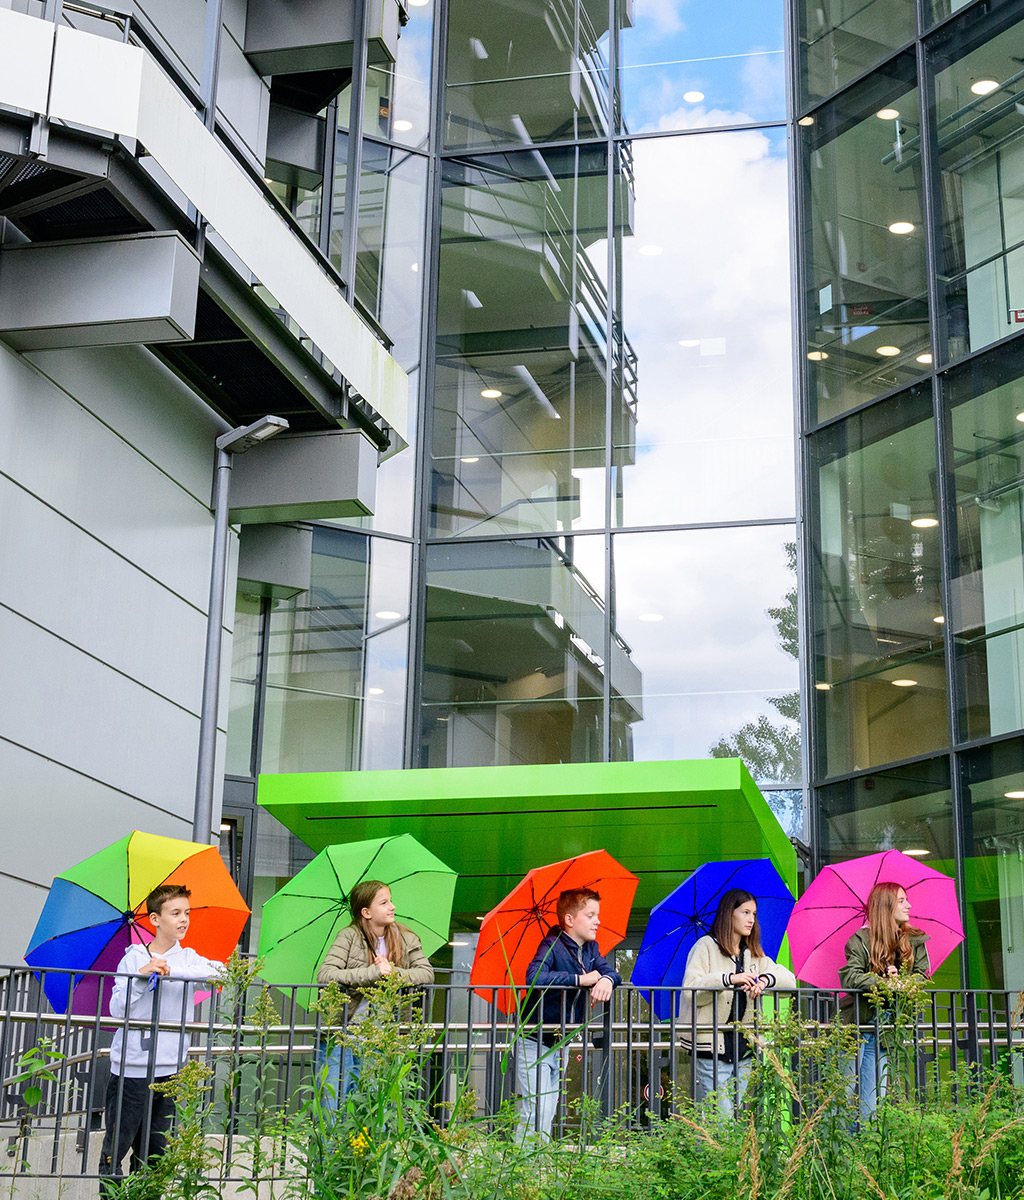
[109,943,224,1078]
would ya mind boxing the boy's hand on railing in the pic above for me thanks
[590,977,613,1004]
[139,957,168,977]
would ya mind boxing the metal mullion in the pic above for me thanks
[319,97,340,259]
[918,30,971,985]
[601,0,618,766]
[403,0,447,768]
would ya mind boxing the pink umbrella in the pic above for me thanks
[787,849,965,988]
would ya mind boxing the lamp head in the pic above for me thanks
[216,415,289,454]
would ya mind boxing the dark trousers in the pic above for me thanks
[98,1074,174,1194]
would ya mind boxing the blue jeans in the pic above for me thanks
[844,1032,888,1122]
[693,1056,752,1119]
[516,1037,563,1139]
[315,1040,360,1111]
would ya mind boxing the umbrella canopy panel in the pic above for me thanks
[258,758,797,924]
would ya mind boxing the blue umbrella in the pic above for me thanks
[632,859,795,1020]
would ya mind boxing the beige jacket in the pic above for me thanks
[680,935,797,1054]
[316,923,434,1016]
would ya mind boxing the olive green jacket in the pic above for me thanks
[316,923,434,1016]
[838,928,929,1022]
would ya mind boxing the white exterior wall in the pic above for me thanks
[0,339,233,963]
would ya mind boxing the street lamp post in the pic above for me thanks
[193,415,289,843]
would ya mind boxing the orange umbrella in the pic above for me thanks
[470,849,638,1014]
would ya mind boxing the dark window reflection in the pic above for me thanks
[432,146,628,537]
[798,0,915,106]
[811,387,948,778]
[444,0,611,149]
[420,537,614,766]
[802,59,931,423]
[960,739,1024,993]
[817,759,960,985]
[931,10,1024,364]
[948,343,1024,742]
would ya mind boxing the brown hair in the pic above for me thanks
[146,884,190,917]
[710,889,764,958]
[865,882,923,975]
[349,879,403,966]
[556,888,601,928]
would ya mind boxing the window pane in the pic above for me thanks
[620,0,784,132]
[948,345,1024,741]
[797,0,915,106]
[444,0,611,150]
[817,759,961,986]
[610,527,799,779]
[811,387,948,778]
[261,530,369,774]
[367,0,433,149]
[225,594,262,777]
[616,130,794,526]
[960,739,1024,992]
[421,537,608,766]
[431,147,610,537]
[803,61,931,423]
[932,12,1024,362]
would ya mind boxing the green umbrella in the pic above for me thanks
[256,834,456,998]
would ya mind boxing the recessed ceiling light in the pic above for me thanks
[639,244,663,256]
[903,849,929,857]
[679,338,700,347]
[410,262,419,271]
[876,108,900,120]
[1004,790,1024,799]
[638,613,664,622]
[798,116,815,126]
[393,119,413,132]
[683,91,704,103]
[916,353,933,364]
[408,0,429,7]
[933,615,945,624]
[971,79,999,95]
[1016,412,1024,424]
[807,350,829,361]
[815,682,831,691]
[876,345,901,356]
[892,678,917,687]
[375,610,401,620]
[449,940,469,947]
[889,221,915,235]
[367,687,385,695]
[460,456,479,463]
[911,517,938,528]
[481,388,502,399]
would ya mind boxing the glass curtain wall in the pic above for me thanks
[800,0,1024,984]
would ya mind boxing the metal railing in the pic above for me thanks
[0,963,1021,1185]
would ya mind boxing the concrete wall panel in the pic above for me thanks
[0,343,214,610]
[0,605,200,813]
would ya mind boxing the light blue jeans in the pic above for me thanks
[315,1041,360,1111]
[516,1037,563,1140]
[693,1056,752,1119]
[844,1032,888,1122]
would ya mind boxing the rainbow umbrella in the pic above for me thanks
[25,831,249,1015]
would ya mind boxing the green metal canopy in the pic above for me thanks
[257,758,797,927]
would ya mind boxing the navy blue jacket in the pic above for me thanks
[522,927,621,1040]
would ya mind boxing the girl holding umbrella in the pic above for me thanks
[838,881,929,1121]
[681,888,796,1117]
[315,879,434,1104]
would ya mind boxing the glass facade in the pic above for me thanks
[224,0,1024,987]
[801,0,1024,986]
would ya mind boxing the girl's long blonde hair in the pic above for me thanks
[865,881,923,975]
[349,879,403,967]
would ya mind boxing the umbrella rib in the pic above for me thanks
[356,838,396,888]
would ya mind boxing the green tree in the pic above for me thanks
[710,543,801,789]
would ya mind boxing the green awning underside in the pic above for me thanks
[257,758,797,928]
